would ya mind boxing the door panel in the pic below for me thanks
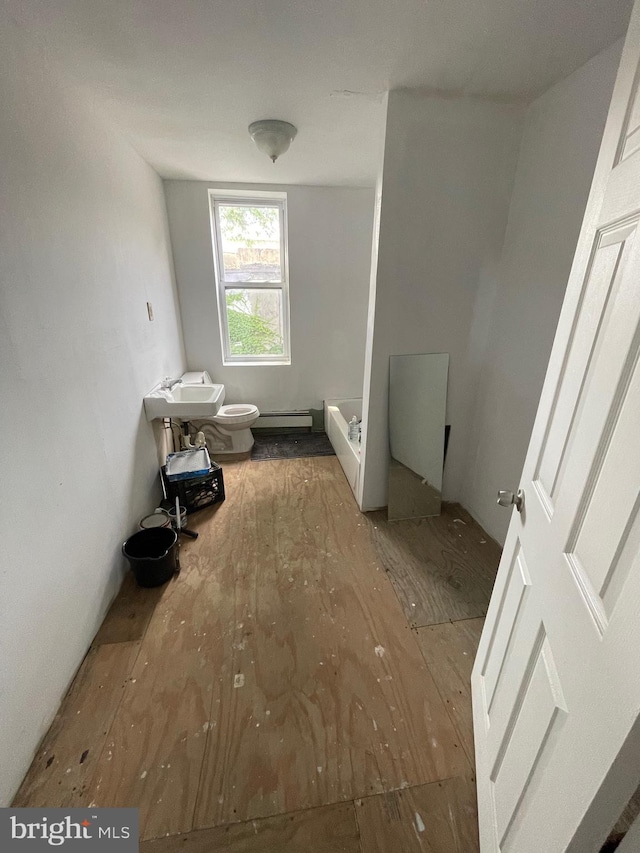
[534,223,636,514]
[492,631,566,851]
[479,544,531,717]
[616,69,640,162]
[567,349,640,627]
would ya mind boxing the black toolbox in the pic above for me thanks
[160,462,225,513]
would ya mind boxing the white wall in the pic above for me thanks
[0,26,185,804]
[164,181,374,411]
[462,41,622,544]
[360,92,524,510]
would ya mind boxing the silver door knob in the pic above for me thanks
[497,489,524,512]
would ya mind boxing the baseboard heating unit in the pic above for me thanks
[254,411,313,430]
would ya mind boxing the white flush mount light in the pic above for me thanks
[248,119,297,163]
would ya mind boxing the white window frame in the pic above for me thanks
[209,189,291,366]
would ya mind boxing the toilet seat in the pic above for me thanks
[213,404,260,425]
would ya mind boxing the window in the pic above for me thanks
[209,190,291,365]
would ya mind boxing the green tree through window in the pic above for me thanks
[219,206,279,246]
[226,291,284,356]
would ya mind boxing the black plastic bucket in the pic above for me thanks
[122,527,178,587]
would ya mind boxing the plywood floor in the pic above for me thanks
[366,503,501,627]
[14,456,493,852]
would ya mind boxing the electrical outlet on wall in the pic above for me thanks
[147,301,154,321]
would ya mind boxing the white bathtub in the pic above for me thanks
[325,398,362,500]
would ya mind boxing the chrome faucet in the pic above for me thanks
[160,377,183,391]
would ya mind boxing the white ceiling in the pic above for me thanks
[9,0,633,186]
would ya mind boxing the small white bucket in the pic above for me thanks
[140,509,171,530]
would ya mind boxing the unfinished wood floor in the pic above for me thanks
[14,456,492,852]
[367,503,501,627]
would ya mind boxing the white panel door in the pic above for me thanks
[472,5,640,851]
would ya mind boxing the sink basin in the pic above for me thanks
[144,383,225,421]
[171,386,219,403]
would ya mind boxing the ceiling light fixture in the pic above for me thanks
[248,119,297,163]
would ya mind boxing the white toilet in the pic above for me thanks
[181,371,260,455]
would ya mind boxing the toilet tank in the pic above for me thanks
[181,370,214,385]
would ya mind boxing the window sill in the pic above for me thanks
[222,360,292,367]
